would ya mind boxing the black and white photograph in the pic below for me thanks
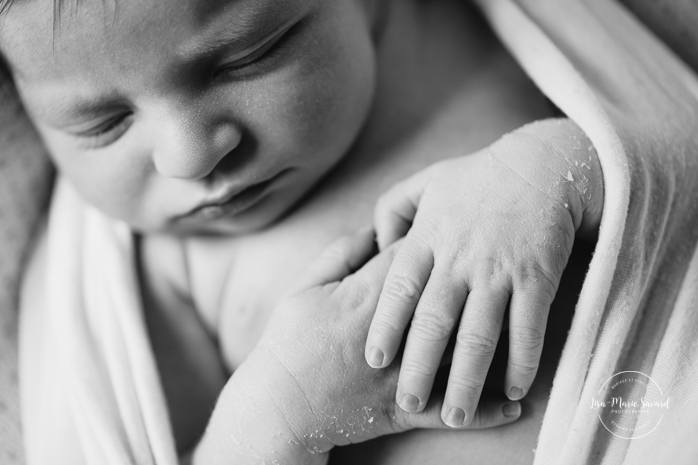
[0,0,697,463]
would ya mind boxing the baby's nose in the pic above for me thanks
[152,115,242,180]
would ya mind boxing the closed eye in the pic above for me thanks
[72,112,133,149]
[215,22,299,79]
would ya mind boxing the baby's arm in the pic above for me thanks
[364,118,604,427]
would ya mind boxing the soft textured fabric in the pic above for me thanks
[21,180,178,465]
[476,0,698,462]
[0,79,53,465]
[3,0,698,463]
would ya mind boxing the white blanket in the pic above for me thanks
[21,182,178,465]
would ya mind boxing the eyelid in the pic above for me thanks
[72,112,130,136]
[220,21,295,68]
[70,112,133,149]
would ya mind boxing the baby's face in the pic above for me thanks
[1,0,377,234]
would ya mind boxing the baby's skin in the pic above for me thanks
[366,119,603,427]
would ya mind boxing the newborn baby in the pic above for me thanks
[3,0,603,462]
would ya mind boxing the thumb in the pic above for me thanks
[398,392,522,431]
[289,226,377,293]
[374,168,431,251]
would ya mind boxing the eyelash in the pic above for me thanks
[216,25,296,79]
[74,113,133,149]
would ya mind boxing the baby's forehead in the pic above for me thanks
[0,0,294,83]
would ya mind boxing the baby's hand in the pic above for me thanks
[194,229,522,465]
[364,118,603,428]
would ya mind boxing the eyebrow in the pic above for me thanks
[177,3,294,59]
[178,21,258,58]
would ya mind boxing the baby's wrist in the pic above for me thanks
[193,349,330,465]
[492,118,604,241]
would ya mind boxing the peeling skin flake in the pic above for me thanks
[566,170,574,182]
[302,405,379,450]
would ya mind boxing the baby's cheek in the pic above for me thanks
[70,157,161,230]
[289,27,375,151]
[283,64,374,152]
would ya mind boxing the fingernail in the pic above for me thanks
[509,386,524,401]
[445,407,466,428]
[503,402,521,418]
[398,393,420,413]
[368,347,385,367]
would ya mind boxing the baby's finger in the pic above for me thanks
[364,238,433,369]
[394,266,467,413]
[348,239,404,292]
[505,281,554,401]
[398,392,521,430]
[290,226,376,293]
[374,168,431,251]
[442,287,508,428]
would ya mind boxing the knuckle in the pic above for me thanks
[383,274,422,307]
[410,312,455,342]
[521,261,559,302]
[508,360,539,377]
[473,256,513,292]
[401,357,438,378]
[509,326,544,352]
[455,332,497,358]
[447,373,485,395]
[508,327,543,376]
[371,317,403,339]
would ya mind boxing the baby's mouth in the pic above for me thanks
[177,169,291,223]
